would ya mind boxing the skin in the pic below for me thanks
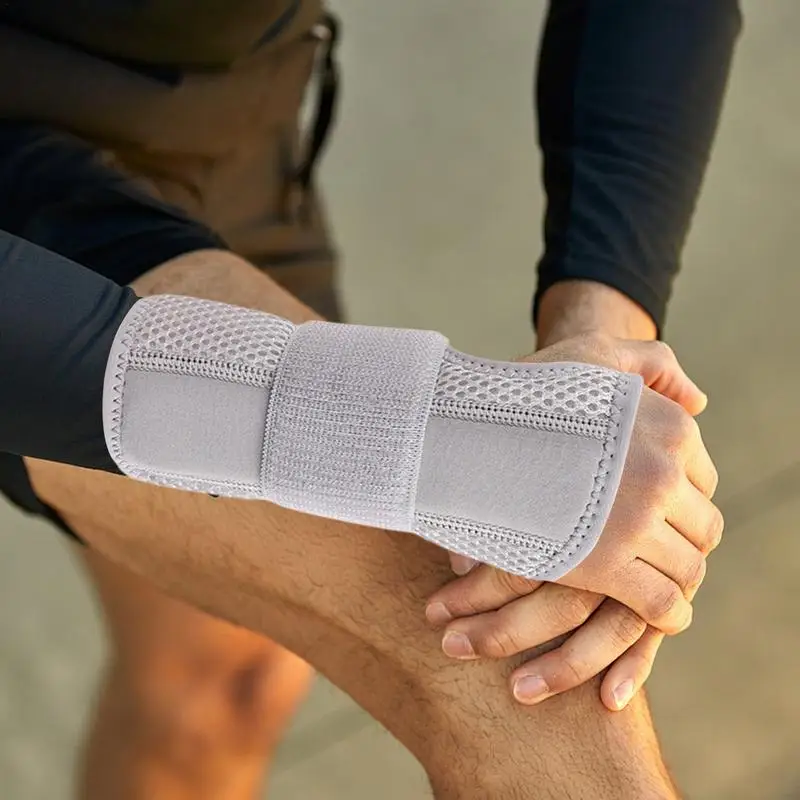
[23,251,710,798]
[76,550,314,799]
[432,280,717,713]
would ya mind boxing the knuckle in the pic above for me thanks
[656,340,676,362]
[576,331,615,362]
[474,625,522,659]
[494,569,535,598]
[645,583,684,627]
[706,508,725,552]
[662,458,684,488]
[580,330,611,349]
[670,407,699,446]
[552,647,591,689]
[683,555,707,594]
[652,398,695,448]
[552,592,596,630]
[650,458,683,501]
[705,460,720,498]
[609,609,648,648]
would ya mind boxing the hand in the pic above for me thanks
[428,329,721,709]
[535,283,717,706]
[426,563,707,712]
[447,281,705,578]
[532,334,720,632]
[426,577,644,710]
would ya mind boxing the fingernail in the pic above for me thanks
[425,602,453,627]
[451,554,478,576]
[442,631,476,659]
[612,679,635,710]
[513,675,549,704]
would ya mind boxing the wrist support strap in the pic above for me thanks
[104,296,643,580]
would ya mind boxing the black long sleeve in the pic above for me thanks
[0,123,229,472]
[535,0,742,331]
[0,230,135,471]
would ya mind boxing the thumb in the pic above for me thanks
[616,341,707,416]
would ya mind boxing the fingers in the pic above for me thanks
[662,397,718,500]
[437,584,603,660]
[614,340,707,417]
[426,564,542,624]
[603,559,692,635]
[448,551,478,576]
[667,480,724,554]
[638,521,707,598]
[686,427,720,498]
[600,627,665,711]
[510,599,647,706]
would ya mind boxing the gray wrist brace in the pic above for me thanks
[104,296,643,580]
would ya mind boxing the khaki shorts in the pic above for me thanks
[0,0,341,319]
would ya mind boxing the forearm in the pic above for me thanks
[27,251,679,799]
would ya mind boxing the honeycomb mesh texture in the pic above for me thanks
[431,350,617,437]
[415,512,562,575]
[106,295,296,496]
[123,295,295,386]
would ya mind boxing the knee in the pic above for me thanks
[109,644,312,763]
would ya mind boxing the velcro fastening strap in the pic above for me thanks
[262,321,448,530]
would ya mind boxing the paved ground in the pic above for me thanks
[1,1,799,797]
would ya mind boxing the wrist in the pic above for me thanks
[536,280,657,349]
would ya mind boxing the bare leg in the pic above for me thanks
[28,251,679,799]
[77,548,312,799]
[72,253,319,800]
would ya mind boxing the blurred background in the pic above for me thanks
[1,0,799,797]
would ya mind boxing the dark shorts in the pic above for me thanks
[0,3,341,540]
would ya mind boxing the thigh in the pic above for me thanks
[79,544,312,722]
[29,440,674,800]
[80,544,305,676]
